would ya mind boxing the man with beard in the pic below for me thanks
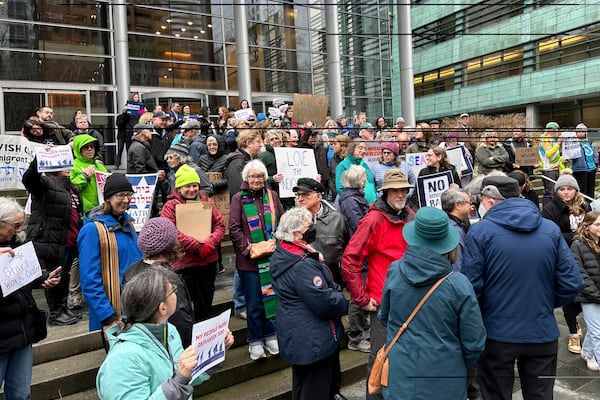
[341,169,414,400]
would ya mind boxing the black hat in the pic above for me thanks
[103,173,133,199]
[133,123,152,135]
[479,176,520,200]
[153,111,169,119]
[293,178,324,194]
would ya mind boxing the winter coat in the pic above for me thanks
[185,135,208,164]
[341,198,415,307]
[72,129,105,160]
[418,165,461,187]
[448,215,468,272]
[97,323,209,400]
[309,201,348,273]
[335,155,377,205]
[259,145,279,191]
[224,148,253,199]
[570,238,600,304]
[372,162,416,200]
[405,141,430,154]
[542,195,590,246]
[229,183,284,272]
[78,208,142,331]
[127,138,159,174]
[503,138,535,176]
[328,154,343,202]
[475,144,510,175]
[338,188,368,236]
[197,137,228,192]
[270,241,347,365]
[150,130,172,171]
[463,197,583,343]
[71,134,108,211]
[570,141,596,173]
[160,191,225,268]
[379,245,486,400]
[24,121,71,145]
[23,160,83,262]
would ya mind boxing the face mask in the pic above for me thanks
[478,202,486,218]
[302,224,317,243]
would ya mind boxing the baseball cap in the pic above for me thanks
[153,111,169,119]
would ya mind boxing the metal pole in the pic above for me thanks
[397,1,416,127]
[234,0,253,108]
[113,0,130,109]
[537,174,595,202]
[326,2,343,120]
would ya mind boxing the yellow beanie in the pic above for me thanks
[175,164,200,188]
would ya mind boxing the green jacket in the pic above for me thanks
[70,134,108,211]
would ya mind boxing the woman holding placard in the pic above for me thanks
[419,146,462,188]
[161,164,225,323]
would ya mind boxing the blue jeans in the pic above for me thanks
[0,345,32,400]
[233,269,246,315]
[582,303,600,362]
[238,269,276,344]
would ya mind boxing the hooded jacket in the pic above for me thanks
[463,198,583,343]
[335,154,377,205]
[379,245,486,400]
[270,241,347,365]
[197,135,228,192]
[71,134,108,212]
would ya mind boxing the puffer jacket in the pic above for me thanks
[71,134,108,212]
[270,241,347,365]
[127,138,158,174]
[571,238,600,304]
[224,148,253,198]
[542,195,590,246]
[339,188,368,236]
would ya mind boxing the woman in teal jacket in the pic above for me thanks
[335,138,377,205]
[71,134,108,212]
[378,207,485,400]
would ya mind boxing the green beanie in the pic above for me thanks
[545,121,559,129]
[175,164,200,188]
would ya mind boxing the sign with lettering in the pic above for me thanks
[292,94,329,127]
[446,145,473,176]
[364,141,386,173]
[417,170,453,209]
[206,172,230,235]
[515,146,538,166]
[0,135,36,190]
[0,242,42,297]
[405,152,429,177]
[34,144,73,172]
[234,108,255,121]
[561,132,581,160]
[274,147,318,198]
[191,309,231,381]
[126,101,146,116]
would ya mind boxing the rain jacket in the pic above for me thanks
[335,154,377,205]
[71,134,108,212]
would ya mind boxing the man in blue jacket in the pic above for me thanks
[463,175,583,400]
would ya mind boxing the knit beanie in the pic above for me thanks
[138,217,178,257]
[555,174,580,192]
[167,142,190,158]
[103,173,133,199]
[175,164,200,188]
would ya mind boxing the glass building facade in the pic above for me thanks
[0,1,393,162]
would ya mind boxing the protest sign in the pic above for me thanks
[417,170,453,208]
[515,147,538,166]
[268,107,281,119]
[292,94,329,127]
[206,172,230,235]
[191,309,231,381]
[35,144,74,172]
[446,145,473,176]
[0,242,42,297]
[96,172,157,232]
[364,141,386,173]
[274,147,318,198]
[126,101,146,116]
[176,202,212,240]
[0,135,35,190]
[405,152,429,177]
[561,132,581,160]
[234,108,255,121]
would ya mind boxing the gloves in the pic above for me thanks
[199,242,215,258]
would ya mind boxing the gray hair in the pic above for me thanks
[242,159,268,182]
[0,197,24,224]
[441,189,468,213]
[275,207,312,242]
[341,164,366,190]
[119,266,177,331]
[75,114,88,123]
[164,149,193,164]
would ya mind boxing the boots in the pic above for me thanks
[568,334,581,354]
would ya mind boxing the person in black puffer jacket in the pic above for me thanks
[198,135,228,192]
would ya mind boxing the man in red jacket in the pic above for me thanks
[342,169,414,400]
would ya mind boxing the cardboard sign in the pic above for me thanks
[274,147,318,198]
[176,201,213,241]
[206,172,230,236]
[292,94,329,127]
[126,101,146,115]
[34,144,74,172]
[561,132,581,160]
[191,309,231,381]
[0,242,42,297]
[515,147,538,166]
[0,135,35,190]
[417,170,453,209]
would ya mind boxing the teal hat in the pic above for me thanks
[545,121,560,130]
[402,207,460,255]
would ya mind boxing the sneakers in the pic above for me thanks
[217,264,225,274]
[236,311,247,320]
[568,334,581,354]
[348,338,371,353]
[264,337,279,355]
[249,343,266,360]
[581,352,599,372]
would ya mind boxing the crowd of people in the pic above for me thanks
[1,98,600,400]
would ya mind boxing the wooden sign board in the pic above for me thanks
[515,147,538,166]
[292,94,329,127]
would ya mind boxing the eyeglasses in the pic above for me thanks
[247,174,264,180]
[166,285,177,299]
[295,192,315,199]
[113,192,134,199]
[3,221,23,229]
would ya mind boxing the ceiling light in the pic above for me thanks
[166,19,172,23]
[161,25,166,29]
[175,33,180,37]
[188,21,193,26]
[200,29,205,34]
[181,28,186,32]
[207,24,213,28]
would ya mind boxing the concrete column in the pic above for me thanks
[234,0,252,107]
[397,1,415,127]
[113,0,130,109]
[526,103,540,131]
[326,2,343,119]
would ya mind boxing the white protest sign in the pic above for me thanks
[446,145,473,176]
[274,147,318,198]
[364,141,386,173]
[405,152,429,177]
[34,144,74,172]
[0,242,42,297]
[234,108,255,121]
[0,135,36,190]
[416,170,453,209]
[561,132,582,160]
[191,309,231,381]
[268,107,280,119]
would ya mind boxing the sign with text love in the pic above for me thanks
[191,309,231,381]
[0,135,35,190]
[417,170,453,209]
[274,147,318,198]
[0,242,42,297]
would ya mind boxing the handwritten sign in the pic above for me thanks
[274,147,318,198]
[515,147,538,166]
[126,101,146,115]
[0,242,42,297]
[206,172,230,235]
[191,309,231,381]
[364,141,386,173]
[0,135,35,190]
[292,94,329,127]
[34,144,74,172]
[417,170,453,208]
[268,107,280,119]
[405,152,429,177]
[234,108,255,121]
[561,132,581,160]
